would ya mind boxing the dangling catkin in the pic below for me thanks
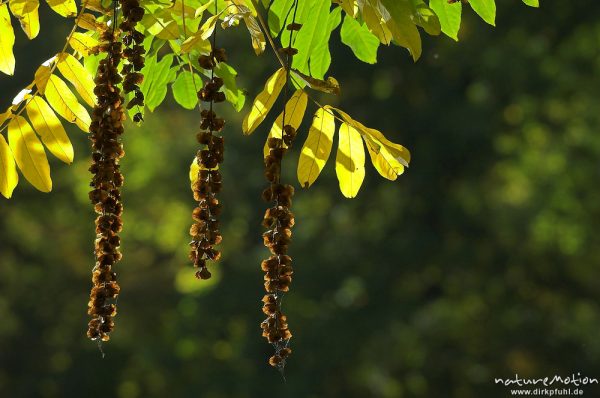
[260,12,302,371]
[119,0,145,122]
[87,24,126,342]
[188,11,226,280]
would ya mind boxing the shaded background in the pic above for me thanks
[1,2,600,397]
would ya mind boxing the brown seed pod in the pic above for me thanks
[87,27,126,342]
[188,15,227,281]
[119,0,146,117]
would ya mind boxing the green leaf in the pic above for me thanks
[340,15,379,64]
[285,0,331,77]
[140,54,177,112]
[267,0,295,37]
[171,70,202,110]
[469,0,496,26]
[215,62,245,112]
[429,0,462,41]
[522,0,539,7]
[305,6,341,79]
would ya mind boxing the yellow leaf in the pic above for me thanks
[297,107,336,188]
[223,2,264,54]
[361,4,392,45]
[200,13,220,40]
[45,74,91,132]
[332,107,410,167]
[8,0,40,39]
[363,134,405,180]
[8,116,51,192]
[263,89,308,158]
[336,0,357,17]
[46,0,76,17]
[34,57,55,93]
[380,0,422,62]
[68,32,99,56]
[243,67,287,135]
[0,4,15,75]
[56,52,96,106]
[194,0,214,18]
[77,12,107,31]
[243,13,265,55]
[180,31,211,54]
[26,96,74,164]
[0,133,18,198]
[336,122,365,198]
[189,157,199,186]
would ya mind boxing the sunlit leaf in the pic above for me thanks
[140,54,176,112]
[8,0,40,39]
[34,59,54,94]
[171,70,202,110]
[469,0,496,26]
[380,0,422,61]
[26,96,74,164]
[215,62,246,112]
[361,3,392,45]
[8,116,51,192]
[142,9,180,39]
[56,52,96,106]
[69,32,99,56]
[408,0,441,36]
[44,74,91,132]
[336,0,357,17]
[267,0,295,37]
[297,107,336,188]
[0,133,18,198]
[340,15,379,64]
[243,67,287,135]
[363,134,405,181]
[263,89,308,158]
[180,31,211,54]
[336,121,365,198]
[45,0,76,17]
[199,13,220,40]
[429,0,461,41]
[0,4,16,75]
[76,12,107,31]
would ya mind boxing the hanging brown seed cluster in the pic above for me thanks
[260,172,295,369]
[260,20,302,370]
[188,48,227,280]
[119,0,145,123]
[86,29,125,342]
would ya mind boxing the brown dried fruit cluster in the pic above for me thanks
[87,30,126,342]
[260,20,302,371]
[119,0,145,123]
[189,49,227,280]
[261,134,297,369]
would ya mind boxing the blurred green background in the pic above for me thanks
[1,2,600,397]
